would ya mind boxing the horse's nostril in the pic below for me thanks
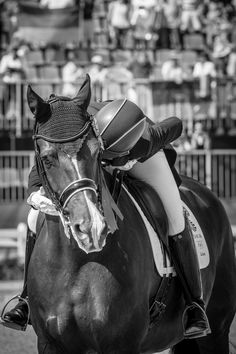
[63,208,70,217]
[74,224,82,234]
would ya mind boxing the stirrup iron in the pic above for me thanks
[0,295,30,331]
[182,302,211,339]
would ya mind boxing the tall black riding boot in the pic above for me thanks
[2,227,36,330]
[169,222,211,339]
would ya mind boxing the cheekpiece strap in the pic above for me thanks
[89,114,104,150]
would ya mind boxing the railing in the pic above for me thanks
[0,79,153,137]
[0,151,34,202]
[176,150,236,198]
[0,150,236,202]
[1,77,236,137]
[0,223,27,262]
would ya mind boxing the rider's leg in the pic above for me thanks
[2,209,38,328]
[130,150,210,339]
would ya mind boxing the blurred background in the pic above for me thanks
[0,0,236,352]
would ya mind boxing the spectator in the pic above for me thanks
[204,1,222,49]
[212,27,232,59]
[192,51,216,98]
[108,0,130,49]
[152,3,170,49]
[0,0,10,51]
[61,49,84,97]
[191,122,211,150]
[212,28,232,75]
[128,52,152,79]
[162,0,181,50]
[102,54,134,100]
[227,47,236,78]
[87,55,108,85]
[161,52,188,83]
[40,0,75,8]
[82,0,94,51]
[180,0,202,33]
[131,5,157,49]
[0,41,27,120]
[0,43,26,83]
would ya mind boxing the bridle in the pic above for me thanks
[33,114,104,219]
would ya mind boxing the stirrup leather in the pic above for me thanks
[0,295,30,331]
[182,302,211,339]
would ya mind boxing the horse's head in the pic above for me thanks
[28,75,108,253]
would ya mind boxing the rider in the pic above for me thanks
[2,98,210,339]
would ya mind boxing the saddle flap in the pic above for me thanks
[123,175,169,247]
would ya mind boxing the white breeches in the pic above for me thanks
[130,150,185,236]
[27,208,39,233]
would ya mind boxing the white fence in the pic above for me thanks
[0,150,236,202]
[0,223,27,262]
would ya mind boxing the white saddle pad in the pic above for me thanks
[122,186,210,277]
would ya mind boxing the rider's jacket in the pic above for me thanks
[28,108,182,196]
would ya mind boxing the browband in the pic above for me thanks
[33,120,92,143]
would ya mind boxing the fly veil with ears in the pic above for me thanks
[27,74,123,235]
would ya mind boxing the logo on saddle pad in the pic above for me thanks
[123,186,210,277]
[183,202,210,270]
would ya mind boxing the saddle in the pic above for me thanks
[123,174,169,248]
[117,173,174,327]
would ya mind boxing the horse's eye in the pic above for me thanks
[42,156,52,168]
[42,152,57,169]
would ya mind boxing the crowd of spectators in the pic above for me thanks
[1,1,236,79]
[1,0,236,146]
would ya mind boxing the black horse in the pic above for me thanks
[26,76,236,353]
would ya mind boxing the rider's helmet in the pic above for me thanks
[96,99,146,159]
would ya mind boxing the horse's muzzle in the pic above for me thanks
[71,220,107,253]
[65,196,108,253]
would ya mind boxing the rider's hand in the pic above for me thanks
[27,189,58,216]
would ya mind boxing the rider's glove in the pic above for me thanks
[27,187,58,216]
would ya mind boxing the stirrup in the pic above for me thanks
[182,302,211,339]
[0,295,30,331]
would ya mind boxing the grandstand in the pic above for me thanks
[0,0,236,264]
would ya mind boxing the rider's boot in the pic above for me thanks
[2,227,36,329]
[169,221,211,339]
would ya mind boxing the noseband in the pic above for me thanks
[33,116,103,215]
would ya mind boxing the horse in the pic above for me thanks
[27,75,236,354]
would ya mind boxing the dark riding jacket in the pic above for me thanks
[28,113,182,196]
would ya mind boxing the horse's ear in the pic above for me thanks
[74,74,91,110]
[27,85,51,122]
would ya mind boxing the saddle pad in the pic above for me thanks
[183,202,210,269]
[122,186,210,277]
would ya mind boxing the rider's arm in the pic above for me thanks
[129,116,183,162]
[27,164,42,197]
[107,116,182,167]
[27,164,58,215]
